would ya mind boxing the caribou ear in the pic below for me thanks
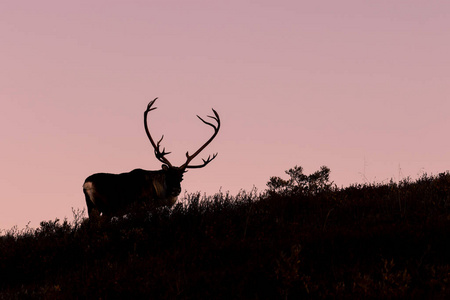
[162,164,169,170]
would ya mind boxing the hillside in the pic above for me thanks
[1,167,449,299]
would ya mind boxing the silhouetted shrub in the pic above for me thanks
[267,165,332,196]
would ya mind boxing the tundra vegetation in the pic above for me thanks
[1,166,449,299]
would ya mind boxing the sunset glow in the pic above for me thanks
[1,1,450,230]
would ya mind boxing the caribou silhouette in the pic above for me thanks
[83,98,220,218]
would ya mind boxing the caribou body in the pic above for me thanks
[83,98,220,219]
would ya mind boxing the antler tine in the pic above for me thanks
[181,108,221,170]
[144,98,173,167]
[155,135,172,158]
[184,153,218,169]
[147,98,158,111]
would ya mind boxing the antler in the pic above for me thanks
[144,98,173,167]
[180,108,221,169]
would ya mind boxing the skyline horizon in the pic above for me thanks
[2,1,450,230]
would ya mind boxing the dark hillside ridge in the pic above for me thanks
[1,169,449,299]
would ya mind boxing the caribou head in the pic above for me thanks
[83,98,220,219]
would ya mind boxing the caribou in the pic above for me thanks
[83,98,220,219]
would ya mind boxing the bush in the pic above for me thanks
[266,165,332,196]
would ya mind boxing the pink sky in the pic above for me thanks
[1,1,450,230]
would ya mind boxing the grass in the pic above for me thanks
[0,169,449,299]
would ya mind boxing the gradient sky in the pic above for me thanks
[1,1,450,230]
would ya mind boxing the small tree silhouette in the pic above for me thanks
[267,165,332,196]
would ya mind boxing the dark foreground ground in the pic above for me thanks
[1,171,449,299]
